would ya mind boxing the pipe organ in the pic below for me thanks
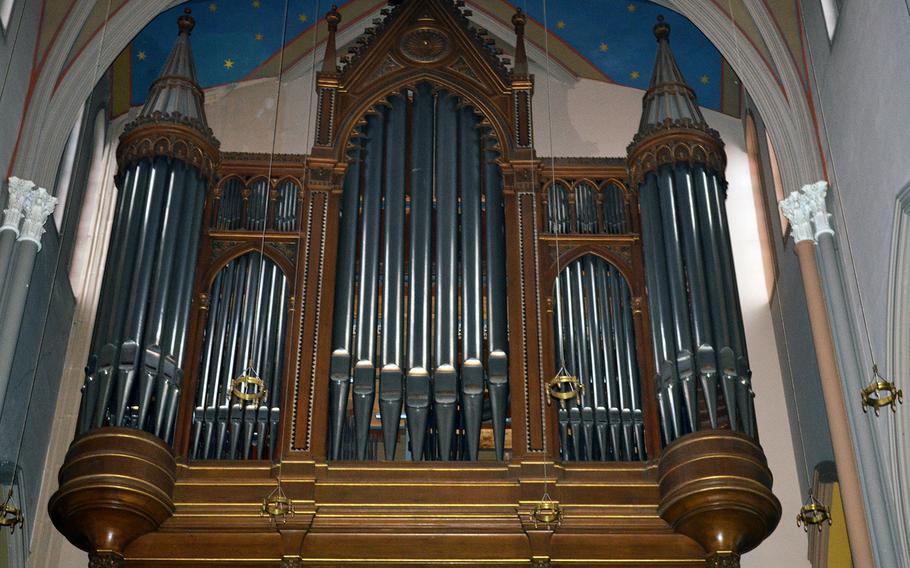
[51,4,781,567]
[328,85,509,462]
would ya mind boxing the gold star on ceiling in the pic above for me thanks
[298,13,308,23]
[628,3,637,12]
[251,0,261,8]
[700,74,710,84]
[556,20,566,29]
[630,70,640,79]
[599,42,609,52]
[224,58,235,69]
[137,50,147,61]
[209,3,217,12]
[255,32,264,41]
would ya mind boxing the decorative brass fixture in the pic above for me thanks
[0,492,23,533]
[531,497,562,529]
[547,371,583,405]
[232,364,269,402]
[261,480,294,522]
[796,497,831,532]
[861,364,903,416]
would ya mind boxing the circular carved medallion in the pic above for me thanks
[399,27,451,64]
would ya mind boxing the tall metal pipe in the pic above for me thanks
[459,106,484,460]
[434,92,459,459]
[405,85,434,460]
[483,135,508,460]
[656,165,697,432]
[353,111,384,460]
[672,165,719,428]
[329,141,362,459]
[379,96,407,459]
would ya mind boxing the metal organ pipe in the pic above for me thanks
[188,252,289,460]
[637,161,756,442]
[328,140,362,460]
[353,111,384,460]
[406,84,434,460]
[673,165,719,428]
[655,166,698,433]
[328,84,509,461]
[459,106,484,460]
[547,180,646,462]
[379,95,407,459]
[434,93,459,460]
[484,130,508,461]
[78,152,213,450]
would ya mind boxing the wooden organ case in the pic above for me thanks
[50,3,781,567]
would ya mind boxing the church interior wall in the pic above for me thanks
[800,0,910,371]
[800,1,910,563]
[2,1,890,565]
[0,0,40,177]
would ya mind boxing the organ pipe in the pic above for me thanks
[379,95,407,459]
[76,11,219,445]
[353,111,384,460]
[328,84,509,461]
[406,83,434,460]
[189,253,289,460]
[629,16,756,443]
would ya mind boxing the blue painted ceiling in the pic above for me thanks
[130,0,727,111]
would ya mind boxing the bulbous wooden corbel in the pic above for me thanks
[657,430,781,567]
[49,428,176,566]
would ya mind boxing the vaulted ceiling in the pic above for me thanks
[119,0,739,114]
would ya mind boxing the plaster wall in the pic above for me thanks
[0,0,40,175]
[800,0,910,373]
[0,0,81,546]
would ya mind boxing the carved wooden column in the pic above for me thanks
[288,5,343,460]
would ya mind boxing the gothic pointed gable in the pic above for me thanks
[337,0,513,96]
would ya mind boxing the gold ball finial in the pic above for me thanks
[178,8,195,35]
[654,14,670,41]
[512,7,527,31]
[326,4,342,29]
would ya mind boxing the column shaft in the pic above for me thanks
[0,241,40,412]
[793,240,874,568]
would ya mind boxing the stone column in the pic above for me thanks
[0,182,56,414]
[779,190,874,568]
[0,177,34,301]
[803,180,899,566]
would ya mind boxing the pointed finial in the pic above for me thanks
[321,5,342,74]
[654,14,670,41]
[512,7,528,75]
[326,4,341,31]
[178,8,195,36]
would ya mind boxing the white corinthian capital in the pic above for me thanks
[19,186,57,251]
[779,191,814,244]
[2,177,36,235]
[801,180,834,238]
